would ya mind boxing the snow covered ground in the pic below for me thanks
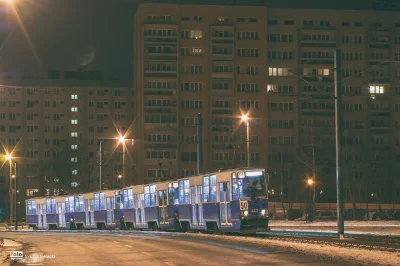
[0,238,23,265]
[188,233,400,266]
[269,220,400,227]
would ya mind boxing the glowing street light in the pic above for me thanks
[307,179,314,185]
[5,154,12,161]
[118,135,126,144]
[118,174,122,179]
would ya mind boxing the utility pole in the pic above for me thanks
[334,48,344,239]
[9,160,12,224]
[246,119,250,168]
[197,113,203,175]
[14,163,17,230]
[99,141,103,191]
[122,144,126,188]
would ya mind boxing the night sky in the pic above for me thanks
[0,0,397,83]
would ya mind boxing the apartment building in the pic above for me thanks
[133,2,400,203]
[0,71,134,220]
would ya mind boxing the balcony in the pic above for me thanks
[212,53,234,60]
[211,33,234,44]
[144,69,177,78]
[300,56,334,65]
[369,108,391,116]
[301,75,334,82]
[144,142,177,149]
[212,143,234,150]
[211,71,234,79]
[143,34,178,44]
[300,40,336,48]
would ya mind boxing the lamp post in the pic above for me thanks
[307,178,316,219]
[13,163,17,230]
[118,136,126,188]
[241,115,250,168]
[5,154,12,224]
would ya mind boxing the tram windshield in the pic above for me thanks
[233,171,267,199]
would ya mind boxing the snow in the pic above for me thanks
[187,233,400,266]
[269,220,400,227]
[0,238,23,264]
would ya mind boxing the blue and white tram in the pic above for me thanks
[26,168,269,233]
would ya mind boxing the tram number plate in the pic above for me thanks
[240,201,248,210]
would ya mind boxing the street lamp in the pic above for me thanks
[241,115,250,168]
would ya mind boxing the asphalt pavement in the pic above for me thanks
[1,232,344,266]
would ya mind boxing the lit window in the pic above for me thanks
[71,145,78,150]
[71,95,78,100]
[71,182,79,187]
[71,132,78,137]
[71,157,78,162]
[71,119,78,124]
[71,107,78,112]
[72,170,78,175]
[190,30,203,39]
[370,85,384,94]
[323,69,330,76]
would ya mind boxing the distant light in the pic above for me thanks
[5,154,12,161]
[307,179,314,185]
[118,136,125,144]
[118,175,122,179]
[241,115,248,121]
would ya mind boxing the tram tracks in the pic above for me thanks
[253,232,400,253]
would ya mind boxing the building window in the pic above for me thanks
[71,107,78,112]
[72,170,78,175]
[71,145,78,150]
[71,94,78,99]
[269,67,293,76]
[71,132,78,137]
[370,85,384,94]
[71,119,78,124]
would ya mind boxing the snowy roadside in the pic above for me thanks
[186,233,400,266]
[0,238,23,265]
[269,220,400,227]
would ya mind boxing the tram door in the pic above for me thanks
[219,182,231,226]
[37,204,42,227]
[197,186,203,225]
[190,186,198,225]
[158,190,168,225]
[42,205,47,227]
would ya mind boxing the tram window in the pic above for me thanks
[202,176,210,202]
[210,175,217,202]
[99,193,105,210]
[75,195,84,212]
[202,175,217,203]
[179,180,190,204]
[94,193,99,210]
[144,185,156,207]
[168,183,179,205]
[232,177,239,200]
[65,196,75,213]
[27,201,37,215]
[128,189,133,208]
[123,189,133,208]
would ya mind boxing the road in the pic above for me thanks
[2,232,345,266]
